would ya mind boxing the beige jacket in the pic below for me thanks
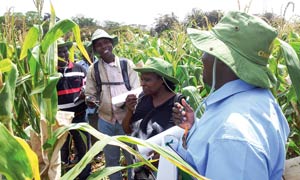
[85,56,140,123]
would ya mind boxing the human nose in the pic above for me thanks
[95,44,106,54]
[60,50,68,56]
[140,79,147,86]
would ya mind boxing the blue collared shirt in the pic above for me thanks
[177,79,290,180]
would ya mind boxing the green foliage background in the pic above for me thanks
[0,1,300,179]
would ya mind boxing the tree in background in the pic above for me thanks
[71,15,98,28]
[3,8,299,41]
[150,12,180,36]
[183,9,223,29]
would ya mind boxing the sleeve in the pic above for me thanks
[82,65,87,76]
[127,59,140,89]
[84,63,98,101]
[81,66,87,89]
[204,139,269,180]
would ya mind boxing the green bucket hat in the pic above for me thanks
[91,29,118,46]
[134,57,179,84]
[188,11,278,88]
[57,38,73,49]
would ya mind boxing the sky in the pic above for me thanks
[0,0,299,26]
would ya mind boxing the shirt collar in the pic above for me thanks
[57,61,74,70]
[187,79,259,143]
[102,56,118,67]
[68,61,74,68]
[205,79,257,106]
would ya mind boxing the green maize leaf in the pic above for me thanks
[0,42,7,58]
[6,45,14,59]
[45,123,155,178]
[72,24,91,64]
[117,135,208,180]
[49,2,56,28]
[42,73,61,98]
[188,76,197,87]
[288,31,300,41]
[0,62,18,124]
[87,161,147,180]
[27,49,40,86]
[30,80,46,95]
[13,100,31,139]
[30,73,60,96]
[43,2,58,75]
[16,73,31,87]
[277,39,300,102]
[287,140,300,155]
[165,52,173,62]
[289,42,300,57]
[30,46,41,64]
[40,19,90,63]
[0,73,2,93]
[87,166,127,180]
[61,139,110,180]
[42,92,58,125]
[182,85,202,114]
[176,64,190,85]
[286,86,297,102]
[46,40,57,74]
[43,123,105,149]
[194,67,202,83]
[19,25,40,60]
[0,123,33,180]
[148,47,160,57]
[15,136,40,180]
[41,73,60,125]
[40,19,77,53]
[0,58,12,72]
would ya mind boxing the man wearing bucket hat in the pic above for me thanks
[56,38,91,179]
[85,29,140,180]
[172,11,291,179]
[123,57,181,179]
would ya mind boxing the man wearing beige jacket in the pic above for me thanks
[85,29,140,180]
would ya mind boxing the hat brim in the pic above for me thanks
[112,37,118,46]
[58,41,73,49]
[91,37,118,47]
[187,28,276,88]
[134,67,179,84]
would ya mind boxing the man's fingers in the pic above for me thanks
[172,103,186,126]
[181,99,193,112]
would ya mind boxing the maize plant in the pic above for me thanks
[0,2,207,180]
[1,1,300,180]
